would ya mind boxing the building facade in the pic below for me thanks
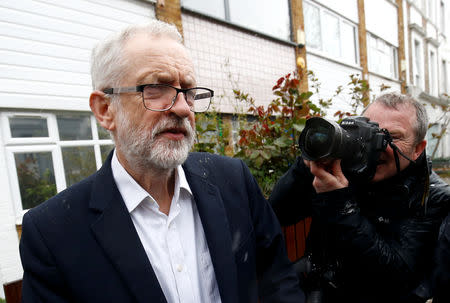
[1,0,449,297]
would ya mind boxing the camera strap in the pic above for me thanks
[382,129,430,212]
[382,129,416,174]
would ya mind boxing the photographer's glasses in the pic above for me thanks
[103,84,213,113]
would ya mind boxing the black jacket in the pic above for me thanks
[20,152,304,303]
[432,212,450,303]
[269,153,449,303]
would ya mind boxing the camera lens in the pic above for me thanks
[299,117,342,160]
[304,125,332,158]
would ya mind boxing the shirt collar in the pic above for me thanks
[111,150,192,213]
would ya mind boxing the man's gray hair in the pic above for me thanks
[363,92,428,144]
[90,20,183,92]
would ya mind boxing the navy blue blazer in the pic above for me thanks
[20,152,304,303]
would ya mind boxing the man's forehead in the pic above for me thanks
[364,102,416,131]
[364,102,415,117]
[122,34,196,85]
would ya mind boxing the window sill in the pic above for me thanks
[306,49,362,71]
[367,70,400,84]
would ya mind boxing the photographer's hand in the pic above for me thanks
[305,159,349,193]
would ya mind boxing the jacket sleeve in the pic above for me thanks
[314,187,443,289]
[432,213,450,303]
[20,212,73,303]
[240,160,305,303]
[269,157,315,226]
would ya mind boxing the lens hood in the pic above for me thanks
[298,117,345,161]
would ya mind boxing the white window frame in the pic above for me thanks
[367,33,399,80]
[303,0,359,66]
[412,34,425,90]
[5,144,65,219]
[441,59,448,94]
[1,111,114,221]
[1,112,58,145]
[428,47,438,96]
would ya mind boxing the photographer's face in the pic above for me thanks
[363,103,425,182]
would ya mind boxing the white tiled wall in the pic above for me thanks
[182,13,296,113]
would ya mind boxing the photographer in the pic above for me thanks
[432,211,450,303]
[269,93,450,303]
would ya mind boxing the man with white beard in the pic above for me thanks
[19,21,304,303]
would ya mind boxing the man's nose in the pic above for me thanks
[170,92,191,117]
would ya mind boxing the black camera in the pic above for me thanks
[298,116,389,181]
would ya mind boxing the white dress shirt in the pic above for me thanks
[111,151,221,303]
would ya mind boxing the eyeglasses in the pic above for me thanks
[103,84,214,113]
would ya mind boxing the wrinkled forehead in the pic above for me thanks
[365,102,417,131]
[121,33,196,85]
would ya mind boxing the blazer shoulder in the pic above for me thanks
[25,172,97,224]
[187,152,242,164]
[185,152,245,177]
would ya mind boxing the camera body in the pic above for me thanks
[298,116,388,182]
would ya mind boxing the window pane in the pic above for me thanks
[181,0,225,19]
[57,114,92,140]
[414,40,423,87]
[15,152,56,210]
[322,12,340,58]
[62,146,96,187]
[100,145,115,163]
[391,48,398,79]
[228,0,291,40]
[341,22,357,64]
[97,121,111,140]
[9,116,49,138]
[304,2,322,50]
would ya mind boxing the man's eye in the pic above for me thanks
[143,87,168,99]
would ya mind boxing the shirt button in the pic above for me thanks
[177,264,183,272]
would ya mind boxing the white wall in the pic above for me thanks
[0,0,155,111]
[0,122,22,289]
[425,103,450,158]
[409,5,423,26]
[0,0,156,287]
[306,53,364,117]
[182,12,296,113]
[368,74,402,98]
[427,22,438,40]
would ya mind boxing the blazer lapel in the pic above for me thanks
[89,154,167,303]
[183,160,239,303]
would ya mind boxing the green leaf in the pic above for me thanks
[273,137,291,148]
[250,150,260,160]
[261,150,271,160]
[299,91,313,100]
[292,123,304,132]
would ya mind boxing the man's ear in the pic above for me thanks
[413,140,427,160]
[90,90,116,131]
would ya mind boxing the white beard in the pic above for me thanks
[114,113,195,171]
